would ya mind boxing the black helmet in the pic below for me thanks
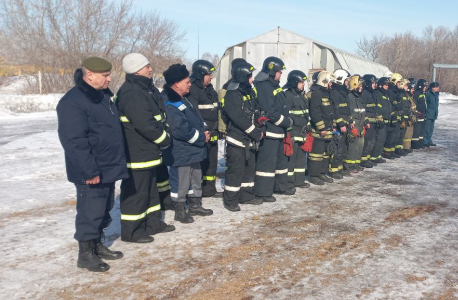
[261,56,285,76]
[415,79,428,90]
[232,62,255,84]
[286,70,307,88]
[408,80,416,90]
[408,77,416,83]
[377,77,389,87]
[191,59,215,81]
[311,71,321,85]
[231,58,246,68]
[362,74,377,89]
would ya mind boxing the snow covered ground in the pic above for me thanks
[1,88,458,299]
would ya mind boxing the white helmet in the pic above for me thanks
[384,71,393,78]
[334,69,350,85]
[317,71,336,88]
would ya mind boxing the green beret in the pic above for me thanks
[82,57,112,72]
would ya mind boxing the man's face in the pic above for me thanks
[136,64,153,78]
[383,84,389,90]
[274,70,282,81]
[174,77,191,96]
[203,73,213,87]
[432,86,440,92]
[297,81,305,91]
[248,75,254,86]
[87,70,111,90]
[403,85,409,91]
[358,84,363,93]
[372,82,377,90]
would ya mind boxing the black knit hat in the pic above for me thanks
[163,64,189,85]
[430,81,440,88]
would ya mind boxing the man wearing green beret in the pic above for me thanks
[57,57,128,272]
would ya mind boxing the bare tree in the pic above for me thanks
[0,0,186,93]
[355,34,389,62]
[201,52,221,67]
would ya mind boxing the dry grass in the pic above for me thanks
[385,205,435,222]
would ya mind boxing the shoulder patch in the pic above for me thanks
[166,100,186,111]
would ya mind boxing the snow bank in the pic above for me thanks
[439,92,458,104]
[0,94,62,113]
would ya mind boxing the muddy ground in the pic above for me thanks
[1,101,458,300]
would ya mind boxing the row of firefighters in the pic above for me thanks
[116,55,436,243]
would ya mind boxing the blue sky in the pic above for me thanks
[132,0,458,61]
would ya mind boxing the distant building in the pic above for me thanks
[213,27,390,90]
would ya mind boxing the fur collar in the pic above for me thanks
[74,68,113,103]
[163,84,183,102]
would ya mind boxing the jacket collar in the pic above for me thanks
[125,73,153,90]
[163,84,184,102]
[74,68,113,103]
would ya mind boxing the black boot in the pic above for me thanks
[319,174,334,183]
[95,237,123,260]
[360,160,373,168]
[309,176,325,185]
[256,196,276,202]
[187,197,213,216]
[77,241,110,272]
[173,201,194,223]
[329,172,343,179]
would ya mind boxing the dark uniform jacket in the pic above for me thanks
[162,85,207,167]
[425,89,439,120]
[387,83,402,125]
[309,86,335,140]
[188,79,219,142]
[373,88,391,124]
[399,89,412,123]
[283,87,310,143]
[222,83,262,148]
[116,74,170,170]
[414,90,427,120]
[255,76,292,139]
[330,84,349,128]
[57,69,128,184]
[348,90,367,132]
[362,87,379,124]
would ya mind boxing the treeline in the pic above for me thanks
[356,25,458,94]
[0,0,186,93]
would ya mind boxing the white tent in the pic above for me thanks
[213,27,390,90]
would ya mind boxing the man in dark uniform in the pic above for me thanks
[360,74,379,168]
[329,69,351,178]
[308,71,336,185]
[283,70,311,189]
[188,60,221,198]
[116,53,175,243]
[412,79,428,149]
[371,77,392,161]
[423,82,440,147]
[384,73,404,158]
[222,62,264,211]
[254,56,294,202]
[57,57,127,272]
[396,79,413,154]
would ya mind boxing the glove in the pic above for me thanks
[258,116,269,126]
[351,128,359,138]
[417,111,423,117]
[301,132,314,153]
[283,132,294,157]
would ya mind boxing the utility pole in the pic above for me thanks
[197,22,200,60]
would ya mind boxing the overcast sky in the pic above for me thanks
[132,0,458,61]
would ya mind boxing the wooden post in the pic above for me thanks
[38,71,42,95]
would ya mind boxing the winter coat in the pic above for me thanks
[414,90,427,119]
[254,76,292,139]
[57,69,128,184]
[283,87,310,143]
[222,83,262,148]
[116,74,170,170]
[162,85,207,167]
[425,89,439,120]
[330,84,350,128]
[373,88,391,122]
[399,90,412,123]
[309,86,335,140]
[361,88,379,123]
[387,83,402,125]
[347,90,367,132]
[188,79,219,141]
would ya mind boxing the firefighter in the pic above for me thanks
[360,74,378,168]
[371,77,391,161]
[308,71,336,185]
[254,56,294,202]
[383,73,404,158]
[397,79,413,154]
[305,71,321,100]
[283,70,311,189]
[411,79,428,149]
[343,75,368,172]
[222,62,264,211]
[188,60,221,198]
[329,69,351,178]
[402,79,416,152]
[116,53,175,243]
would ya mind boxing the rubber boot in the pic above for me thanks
[309,176,325,185]
[360,160,373,168]
[77,241,110,272]
[173,201,194,223]
[95,237,123,260]
[187,197,213,216]
[319,174,334,183]
[256,196,276,202]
